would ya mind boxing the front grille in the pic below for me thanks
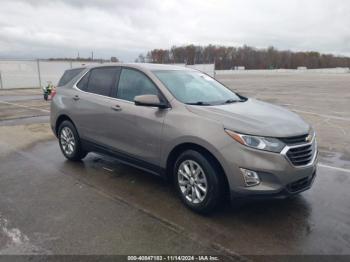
[288,177,309,192]
[280,134,308,145]
[286,144,314,166]
[287,172,315,192]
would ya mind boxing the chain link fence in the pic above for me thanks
[0,59,104,89]
[0,60,216,89]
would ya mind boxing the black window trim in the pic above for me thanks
[76,70,91,91]
[73,66,171,108]
[74,66,121,99]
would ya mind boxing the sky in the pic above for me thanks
[0,0,349,61]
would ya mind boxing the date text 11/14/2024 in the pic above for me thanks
[127,255,221,261]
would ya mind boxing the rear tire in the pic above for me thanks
[58,120,87,161]
[174,150,223,214]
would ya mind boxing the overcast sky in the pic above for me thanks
[0,0,349,61]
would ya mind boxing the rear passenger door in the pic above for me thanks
[108,67,168,168]
[70,66,121,146]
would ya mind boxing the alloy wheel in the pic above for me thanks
[178,160,208,204]
[60,126,75,155]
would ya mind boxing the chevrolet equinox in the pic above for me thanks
[51,64,317,213]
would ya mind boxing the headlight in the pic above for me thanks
[307,128,316,142]
[225,129,286,153]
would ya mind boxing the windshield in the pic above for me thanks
[153,70,242,105]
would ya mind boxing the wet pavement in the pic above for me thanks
[0,146,223,256]
[0,138,349,256]
[0,74,350,259]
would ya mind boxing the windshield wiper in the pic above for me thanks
[186,101,212,106]
[223,99,243,104]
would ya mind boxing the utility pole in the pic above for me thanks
[91,51,94,61]
[37,59,42,88]
[0,71,3,89]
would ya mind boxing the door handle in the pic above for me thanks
[111,105,122,111]
[73,95,80,101]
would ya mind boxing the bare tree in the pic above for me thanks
[140,44,350,69]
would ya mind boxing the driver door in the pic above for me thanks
[107,67,168,169]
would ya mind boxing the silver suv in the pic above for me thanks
[51,64,317,213]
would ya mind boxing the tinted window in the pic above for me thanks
[86,67,118,96]
[117,68,159,102]
[58,68,84,87]
[76,71,90,91]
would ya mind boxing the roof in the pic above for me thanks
[83,63,193,71]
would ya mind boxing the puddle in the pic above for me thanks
[0,215,28,246]
[0,214,29,253]
[0,214,45,254]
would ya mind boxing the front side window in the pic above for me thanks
[117,68,159,102]
[86,67,118,96]
[153,70,242,105]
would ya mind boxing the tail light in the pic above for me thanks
[51,87,57,99]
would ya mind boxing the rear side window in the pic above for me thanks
[117,68,159,102]
[58,68,84,87]
[77,71,90,91]
[86,67,119,96]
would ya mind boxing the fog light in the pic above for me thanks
[240,168,260,187]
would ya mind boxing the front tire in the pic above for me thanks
[174,150,223,214]
[58,120,87,161]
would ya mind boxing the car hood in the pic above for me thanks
[186,98,310,137]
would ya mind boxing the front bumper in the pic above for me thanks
[219,138,318,201]
[230,170,316,201]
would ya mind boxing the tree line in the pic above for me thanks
[135,45,350,70]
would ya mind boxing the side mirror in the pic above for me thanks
[134,95,168,109]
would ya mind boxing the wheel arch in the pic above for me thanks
[55,114,75,136]
[165,142,229,194]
